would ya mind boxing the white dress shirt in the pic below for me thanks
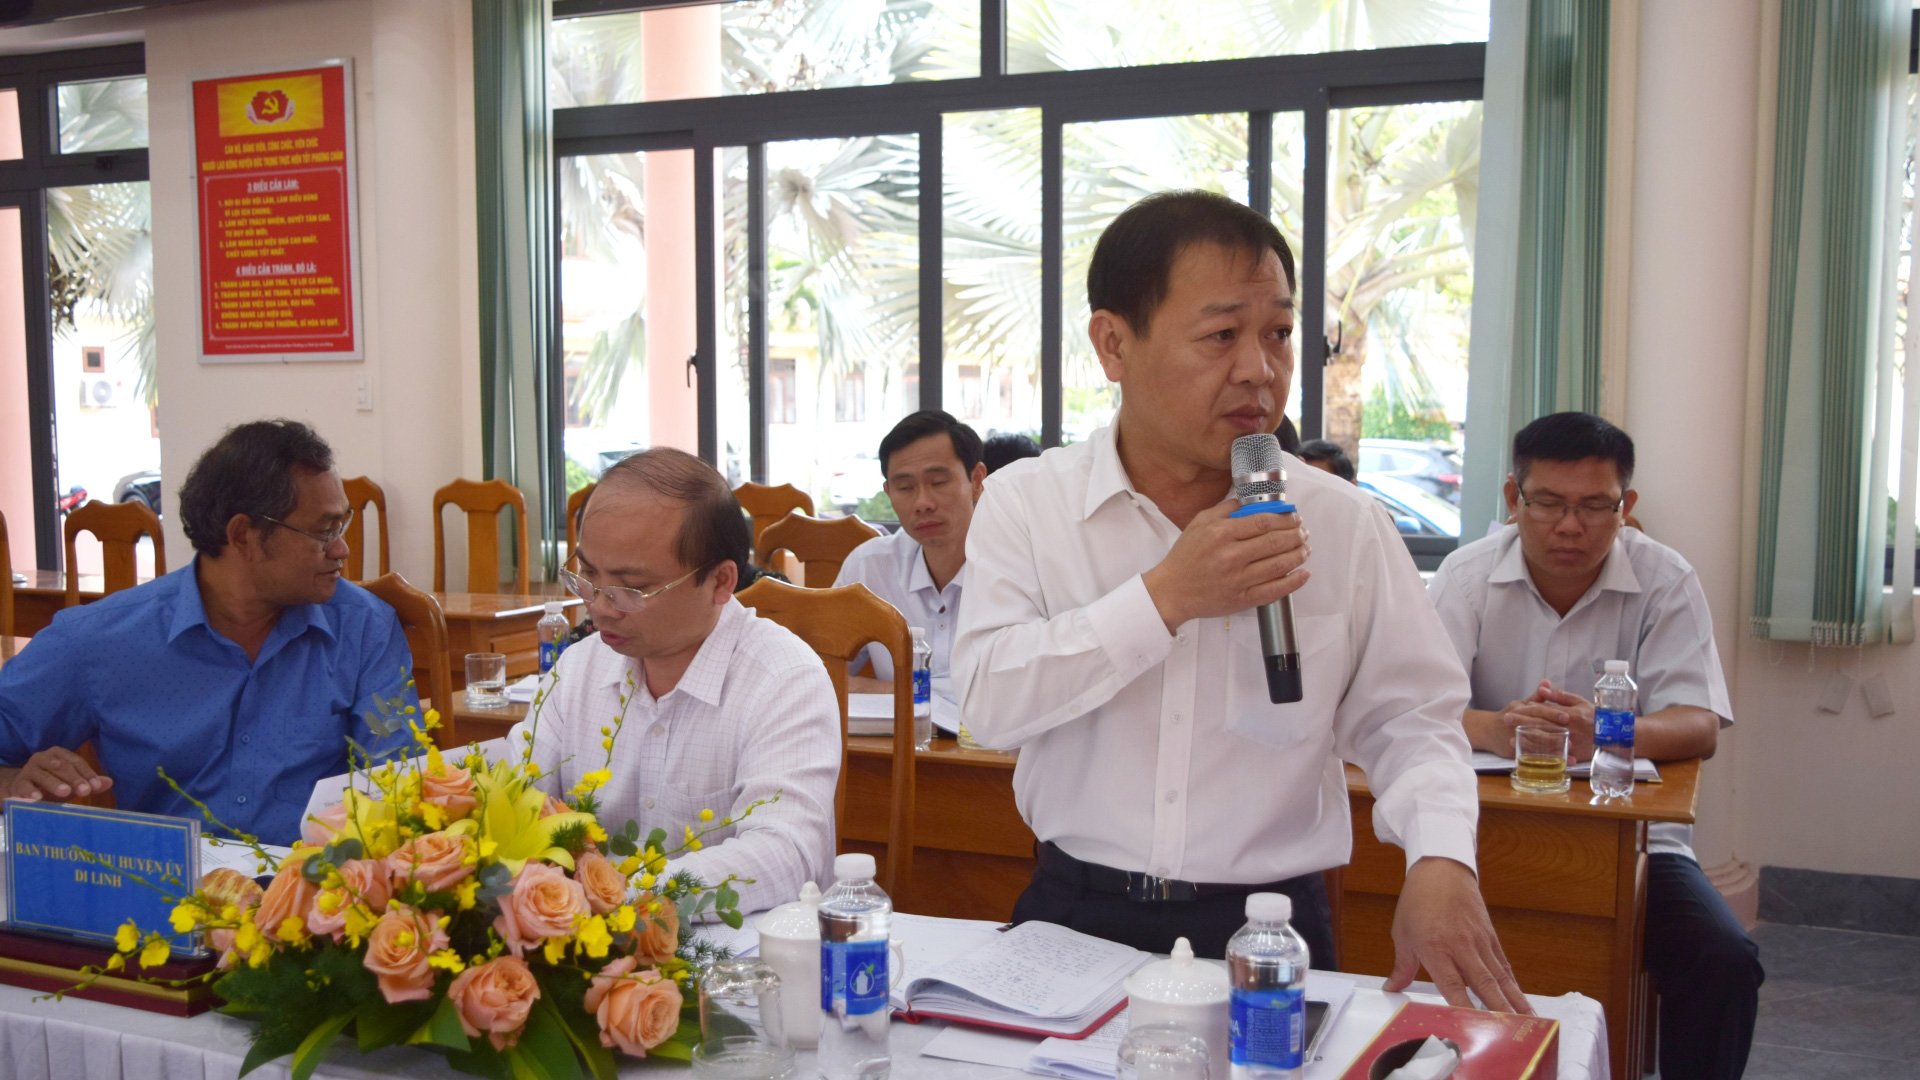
[1427,524,1734,859]
[953,425,1480,884]
[833,526,966,686]
[508,599,840,912]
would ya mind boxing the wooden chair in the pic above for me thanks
[63,500,166,607]
[341,476,392,581]
[733,482,815,550]
[360,572,458,746]
[736,577,917,898]
[755,511,880,588]
[566,482,595,559]
[433,478,529,595]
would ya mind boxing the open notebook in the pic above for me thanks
[891,916,1148,1039]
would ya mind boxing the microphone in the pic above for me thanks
[1230,433,1304,704]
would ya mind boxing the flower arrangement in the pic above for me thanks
[104,691,762,1080]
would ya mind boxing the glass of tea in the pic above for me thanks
[1511,724,1571,794]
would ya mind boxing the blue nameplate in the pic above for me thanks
[4,802,202,954]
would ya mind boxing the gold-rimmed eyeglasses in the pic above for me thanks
[1518,492,1622,527]
[258,508,355,546]
[560,565,701,614]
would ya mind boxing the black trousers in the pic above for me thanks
[1011,845,1337,965]
[1644,853,1764,1080]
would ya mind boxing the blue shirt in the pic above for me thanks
[0,560,417,845]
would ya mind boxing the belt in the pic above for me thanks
[1034,841,1297,904]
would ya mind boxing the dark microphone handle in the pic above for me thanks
[1265,652,1303,704]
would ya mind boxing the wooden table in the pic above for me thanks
[840,735,1036,921]
[1342,761,1699,1080]
[0,636,19,665]
[10,570,577,691]
[447,690,527,746]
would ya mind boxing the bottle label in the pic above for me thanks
[1230,986,1304,1068]
[539,639,564,673]
[821,939,889,1016]
[913,668,931,706]
[1595,707,1635,746]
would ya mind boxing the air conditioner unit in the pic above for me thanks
[79,375,126,409]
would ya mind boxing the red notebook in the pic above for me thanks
[1335,1001,1558,1080]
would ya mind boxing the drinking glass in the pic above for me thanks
[1511,724,1571,795]
[464,652,508,708]
[693,958,793,1080]
[1117,1023,1212,1080]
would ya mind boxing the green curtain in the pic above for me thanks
[1506,0,1609,428]
[474,0,557,582]
[1752,0,1913,645]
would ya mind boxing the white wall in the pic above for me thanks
[143,0,480,583]
[1624,0,1920,881]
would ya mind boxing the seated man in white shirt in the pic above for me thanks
[510,448,841,913]
[955,189,1526,1013]
[1427,412,1762,1079]
[836,410,986,712]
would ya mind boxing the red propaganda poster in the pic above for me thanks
[192,63,361,362]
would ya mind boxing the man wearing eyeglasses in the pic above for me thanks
[512,448,840,913]
[0,419,416,846]
[1427,411,1760,1080]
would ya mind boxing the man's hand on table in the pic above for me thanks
[846,674,891,696]
[1,747,115,802]
[1384,856,1532,1015]
[1506,681,1597,763]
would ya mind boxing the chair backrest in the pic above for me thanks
[359,572,457,744]
[733,482,815,549]
[0,509,13,649]
[341,476,392,581]
[433,478,529,595]
[755,511,881,588]
[566,482,595,559]
[735,577,917,897]
[63,500,166,607]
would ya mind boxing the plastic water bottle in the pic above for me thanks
[537,601,570,674]
[1591,660,1638,800]
[909,627,933,751]
[1226,892,1310,1080]
[819,852,891,1080]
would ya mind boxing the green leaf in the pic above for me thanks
[608,836,636,857]
[356,997,432,1051]
[719,908,744,930]
[239,1028,304,1077]
[643,827,667,852]
[646,1039,693,1062]
[447,1042,513,1080]
[289,1008,356,1080]
[410,994,474,1051]
[538,995,618,1080]
[715,883,739,910]
[516,1001,586,1080]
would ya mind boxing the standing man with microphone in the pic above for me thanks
[953,190,1526,1013]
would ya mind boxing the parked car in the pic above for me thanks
[827,453,883,515]
[1359,438,1462,504]
[1360,474,1460,538]
[113,469,162,516]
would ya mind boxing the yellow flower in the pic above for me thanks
[608,905,637,933]
[342,904,378,947]
[617,855,642,876]
[137,935,171,970]
[543,936,567,965]
[220,903,240,922]
[276,916,310,946]
[577,915,612,959]
[418,801,448,830]
[169,901,202,935]
[105,953,125,971]
[234,920,262,954]
[699,808,715,822]
[424,708,443,731]
[688,839,703,851]
[470,758,593,873]
[638,873,656,890]
[114,920,139,954]
[586,821,608,844]
[246,941,272,968]
[428,948,465,974]
[314,890,343,916]
[571,768,612,796]
[454,879,480,911]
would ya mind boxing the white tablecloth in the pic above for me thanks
[0,971,1606,1080]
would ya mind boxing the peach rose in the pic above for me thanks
[421,762,478,820]
[493,862,589,957]
[200,866,265,912]
[447,955,542,1050]
[626,893,679,966]
[254,852,320,945]
[574,851,628,915]
[584,956,684,1057]
[362,902,448,1004]
[386,830,472,893]
[541,795,573,818]
[302,802,349,846]
[306,858,393,939]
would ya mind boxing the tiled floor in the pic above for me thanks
[1740,922,1920,1078]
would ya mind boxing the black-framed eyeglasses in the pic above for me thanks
[1518,491,1622,527]
[560,564,701,614]
[258,508,355,546]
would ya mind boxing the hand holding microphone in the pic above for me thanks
[1230,433,1305,704]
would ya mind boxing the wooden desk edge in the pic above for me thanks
[846,735,1019,770]
[1344,758,1700,824]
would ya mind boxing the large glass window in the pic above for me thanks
[942,108,1041,449]
[56,76,149,154]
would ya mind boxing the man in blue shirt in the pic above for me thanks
[0,419,416,844]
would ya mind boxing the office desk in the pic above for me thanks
[1342,760,1700,1080]
[12,570,112,636]
[447,690,527,745]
